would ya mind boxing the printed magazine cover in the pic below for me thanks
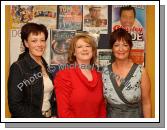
[11,5,34,28]
[11,5,57,29]
[58,5,82,30]
[51,30,75,65]
[130,49,145,65]
[97,49,112,67]
[98,34,111,49]
[32,5,57,29]
[83,5,108,34]
[10,29,24,65]
[111,5,146,64]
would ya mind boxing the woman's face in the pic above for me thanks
[25,32,46,58]
[112,39,130,60]
[74,38,93,64]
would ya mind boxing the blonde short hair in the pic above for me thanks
[68,34,97,65]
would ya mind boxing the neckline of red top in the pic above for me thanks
[74,67,99,88]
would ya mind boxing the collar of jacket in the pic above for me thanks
[23,52,48,70]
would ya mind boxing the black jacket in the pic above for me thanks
[8,53,57,118]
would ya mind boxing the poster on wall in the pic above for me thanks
[83,5,108,34]
[11,5,34,28]
[11,5,57,29]
[111,5,146,65]
[58,5,82,30]
[10,29,51,65]
[31,5,57,29]
[129,49,145,65]
[50,30,75,65]
[43,29,51,64]
[10,29,24,65]
[98,34,111,49]
[97,49,112,67]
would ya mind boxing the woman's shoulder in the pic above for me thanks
[11,56,29,68]
[55,66,73,78]
[9,60,25,76]
[54,66,73,86]
[101,63,111,72]
[134,62,144,67]
[133,63,144,71]
[10,60,23,70]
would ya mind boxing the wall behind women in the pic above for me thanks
[5,5,155,118]
[146,5,155,118]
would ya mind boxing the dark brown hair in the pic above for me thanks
[21,22,48,49]
[110,28,133,49]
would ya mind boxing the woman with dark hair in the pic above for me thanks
[102,28,151,118]
[8,23,57,118]
[54,34,106,118]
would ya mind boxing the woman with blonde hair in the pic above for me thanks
[54,34,106,118]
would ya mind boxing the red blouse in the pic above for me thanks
[54,67,106,118]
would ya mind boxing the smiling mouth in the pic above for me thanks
[81,53,89,55]
[35,49,44,52]
[118,53,125,55]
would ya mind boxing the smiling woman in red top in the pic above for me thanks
[54,34,106,118]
